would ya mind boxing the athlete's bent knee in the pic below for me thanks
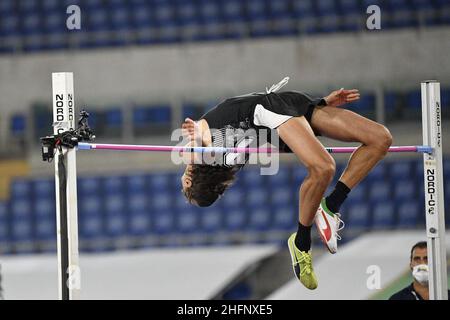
[373,125,393,155]
[308,158,336,184]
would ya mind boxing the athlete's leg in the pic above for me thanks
[279,116,330,289]
[310,106,392,189]
[277,117,336,227]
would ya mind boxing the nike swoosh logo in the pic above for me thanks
[320,209,332,241]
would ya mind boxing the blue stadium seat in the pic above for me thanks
[0,217,9,242]
[110,6,131,31]
[198,0,221,23]
[225,208,247,231]
[389,160,413,180]
[153,0,176,25]
[397,201,420,228]
[319,14,342,33]
[78,212,104,239]
[387,6,417,29]
[387,0,411,11]
[79,196,102,215]
[268,0,292,18]
[412,0,435,10]
[444,159,450,180]
[0,0,15,15]
[11,179,31,200]
[245,0,267,20]
[34,215,56,240]
[133,105,171,126]
[175,0,197,26]
[316,0,338,16]
[248,17,272,37]
[23,34,46,52]
[18,0,39,13]
[223,17,248,39]
[128,192,149,213]
[78,177,101,197]
[21,13,42,35]
[0,15,20,36]
[42,0,61,11]
[127,175,147,193]
[272,16,298,36]
[372,203,395,228]
[131,4,155,29]
[247,206,271,231]
[200,207,223,233]
[152,209,175,234]
[393,180,416,201]
[104,194,126,215]
[182,103,203,120]
[34,198,55,218]
[0,202,9,242]
[365,163,386,182]
[246,188,269,206]
[292,0,315,19]
[439,3,450,25]
[270,187,292,206]
[151,191,172,210]
[344,202,371,229]
[340,12,362,32]
[406,90,422,113]
[128,211,151,235]
[104,211,127,237]
[384,92,400,119]
[445,179,450,204]
[83,0,103,10]
[10,114,26,135]
[103,176,124,195]
[174,193,190,210]
[0,201,7,219]
[348,183,367,202]
[176,208,199,233]
[267,1,296,36]
[87,8,110,32]
[33,178,54,198]
[10,216,33,242]
[414,159,425,183]
[320,14,341,33]
[266,166,290,186]
[195,20,225,41]
[220,185,245,208]
[105,108,123,128]
[148,173,171,191]
[242,168,265,186]
[441,88,450,115]
[368,181,391,202]
[272,205,296,230]
[292,166,307,185]
[220,0,244,21]
[338,0,361,13]
[347,94,375,115]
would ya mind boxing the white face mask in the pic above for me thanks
[412,264,429,285]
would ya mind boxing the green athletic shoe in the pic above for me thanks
[287,233,318,290]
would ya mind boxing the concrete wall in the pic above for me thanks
[1,27,450,115]
[0,245,276,300]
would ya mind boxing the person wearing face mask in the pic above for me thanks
[389,241,449,300]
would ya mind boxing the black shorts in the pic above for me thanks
[255,92,323,153]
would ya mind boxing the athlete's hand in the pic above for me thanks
[324,88,360,108]
[182,118,202,145]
